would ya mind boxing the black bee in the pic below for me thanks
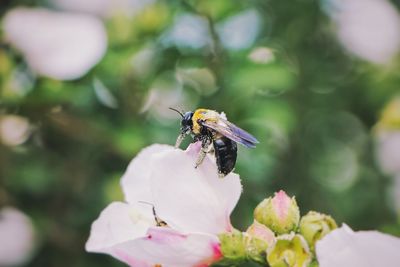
[171,108,259,177]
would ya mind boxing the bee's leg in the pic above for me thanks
[175,133,186,148]
[195,150,207,169]
[193,135,201,142]
[218,172,226,179]
[195,136,212,168]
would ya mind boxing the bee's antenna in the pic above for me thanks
[138,200,154,207]
[169,107,184,118]
[138,200,167,226]
[138,201,157,215]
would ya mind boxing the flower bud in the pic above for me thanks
[245,221,276,264]
[246,220,276,246]
[267,233,312,267]
[218,230,247,262]
[299,211,337,251]
[254,190,300,234]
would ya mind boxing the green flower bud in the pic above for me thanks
[218,230,247,262]
[267,233,312,267]
[308,260,319,267]
[246,220,276,246]
[299,211,337,251]
[254,190,300,234]
[245,221,276,264]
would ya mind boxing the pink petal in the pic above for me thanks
[272,190,290,222]
[185,141,202,156]
[150,145,242,234]
[111,227,221,267]
[86,202,153,252]
[121,144,174,204]
[316,224,400,267]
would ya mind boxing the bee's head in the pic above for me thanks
[180,111,194,134]
[169,107,193,148]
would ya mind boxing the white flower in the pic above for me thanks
[316,224,400,267]
[3,7,107,80]
[140,86,187,121]
[375,131,400,176]
[216,9,261,51]
[86,143,242,266]
[327,0,400,64]
[0,207,36,267]
[51,0,155,18]
[0,115,31,146]
[162,14,212,50]
[248,47,275,64]
[393,174,400,214]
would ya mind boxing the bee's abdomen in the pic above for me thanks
[213,137,237,176]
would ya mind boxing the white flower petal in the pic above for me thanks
[316,224,400,267]
[52,0,155,18]
[217,9,261,51]
[248,47,275,64]
[394,174,400,213]
[140,87,187,121]
[328,0,400,64]
[150,143,242,234]
[3,7,107,80]
[86,202,154,252]
[163,14,212,49]
[375,131,400,176]
[121,144,175,204]
[0,207,36,266]
[0,115,31,146]
[110,227,221,267]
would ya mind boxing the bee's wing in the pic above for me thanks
[201,118,259,148]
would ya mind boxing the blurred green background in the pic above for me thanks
[1,0,400,266]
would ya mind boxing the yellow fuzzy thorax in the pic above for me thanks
[192,108,219,134]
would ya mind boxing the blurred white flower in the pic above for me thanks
[376,131,400,214]
[141,87,185,120]
[140,72,198,123]
[375,131,400,176]
[0,115,31,146]
[93,79,119,109]
[162,14,212,50]
[310,140,359,192]
[86,143,242,266]
[3,7,107,80]
[0,207,36,267]
[394,174,400,213]
[51,0,155,18]
[316,224,400,267]
[131,46,158,78]
[176,67,218,96]
[327,0,400,64]
[217,9,261,51]
[248,47,275,64]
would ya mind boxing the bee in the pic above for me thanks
[170,108,259,177]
